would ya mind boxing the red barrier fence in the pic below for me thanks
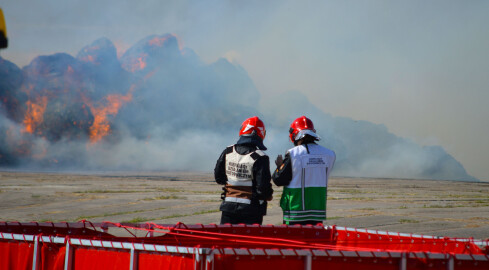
[1,221,488,270]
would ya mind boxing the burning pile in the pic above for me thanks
[0,34,259,169]
[0,33,478,181]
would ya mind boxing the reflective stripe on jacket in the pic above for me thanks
[224,145,264,204]
[215,142,273,216]
[280,144,335,223]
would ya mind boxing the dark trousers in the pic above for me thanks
[220,211,263,225]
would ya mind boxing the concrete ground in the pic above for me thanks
[1,171,488,240]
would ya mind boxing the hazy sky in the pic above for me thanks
[2,0,488,181]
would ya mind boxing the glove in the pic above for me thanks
[275,154,284,167]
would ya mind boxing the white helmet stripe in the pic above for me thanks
[295,129,321,141]
[242,124,255,133]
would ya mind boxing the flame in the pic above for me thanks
[126,55,147,72]
[79,55,95,63]
[136,57,146,70]
[78,45,102,64]
[148,36,170,47]
[148,34,183,51]
[84,88,134,144]
[10,122,48,160]
[134,56,147,71]
[22,96,48,134]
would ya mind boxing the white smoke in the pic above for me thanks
[0,35,479,181]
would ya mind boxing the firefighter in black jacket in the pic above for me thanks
[214,116,273,225]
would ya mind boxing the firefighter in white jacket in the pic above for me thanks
[272,116,336,225]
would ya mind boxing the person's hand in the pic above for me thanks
[275,154,283,167]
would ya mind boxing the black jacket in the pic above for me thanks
[271,152,293,187]
[214,136,273,216]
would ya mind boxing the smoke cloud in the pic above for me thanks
[0,34,478,181]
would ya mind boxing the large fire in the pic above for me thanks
[0,34,179,165]
[22,96,48,135]
[84,89,134,144]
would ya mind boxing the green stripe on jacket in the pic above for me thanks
[280,186,327,223]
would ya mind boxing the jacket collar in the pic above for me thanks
[236,134,267,150]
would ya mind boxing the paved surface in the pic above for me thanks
[1,171,488,240]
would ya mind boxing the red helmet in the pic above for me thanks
[289,116,319,142]
[239,116,266,140]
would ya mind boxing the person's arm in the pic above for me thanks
[252,155,273,201]
[214,147,231,185]
[272,153,292,186]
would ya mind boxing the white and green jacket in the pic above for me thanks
[273,143,335,224]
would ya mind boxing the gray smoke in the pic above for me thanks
[0,34,478,181]
[261,91,478,181]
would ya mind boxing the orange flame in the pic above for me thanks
[148,34,183,51]
[137,57,146,70]
[148,36,170,47]
[79,55,96,63]
[78,46,100,64]
[124,54,148,73]
[22,96,48,134]
[85,89,133,143]
[128,56,147,72]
